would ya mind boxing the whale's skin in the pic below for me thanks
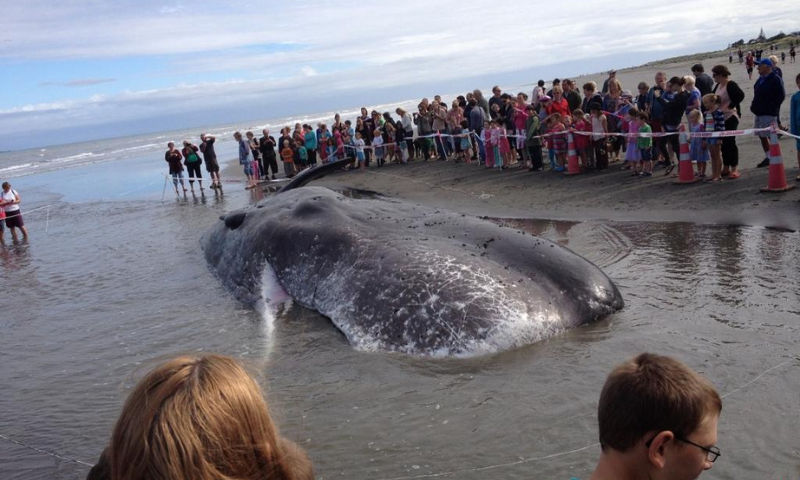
[202,186,623,356]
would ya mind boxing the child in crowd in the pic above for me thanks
[354,132,366,168]
[687,109,709,179]
[547,113,567,172]
[498,122,513,168]
[489,120,502,169]
[702,94,726,182]
[483,121,494,168]
[334,129,344,160]
[590,103,609,170]
[572,109,592,170]
[624,107,641,171]
[372,128,385,166]
[385,122,397,163]
[280,140,295,178]
[637,111,653,177]
[459,120,473,163]
[792,72,800,180]
[295,139,308,170]
[395,124,408,164]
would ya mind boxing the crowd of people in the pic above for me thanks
[86,351,722,480]
[164,53,799,191]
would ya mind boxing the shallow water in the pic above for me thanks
[1,169,798,479]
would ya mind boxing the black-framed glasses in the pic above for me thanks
[645,434,721,463]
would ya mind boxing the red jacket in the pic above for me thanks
[546,98,571,118]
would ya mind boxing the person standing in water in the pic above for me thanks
[199,134,221,189]
[164,142,187,195]
[181,140,204,194]
[1,183,29,240]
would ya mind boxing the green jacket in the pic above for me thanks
[525,115,542,147]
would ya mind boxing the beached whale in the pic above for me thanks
[202,160,623,356]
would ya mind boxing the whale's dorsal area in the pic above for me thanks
[203,186,623,356]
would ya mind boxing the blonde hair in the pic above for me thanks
[607,78,622,96]
[769,54,779,66]
[683,75,696,87]
[109,355,312,480]
[688,109,702,123]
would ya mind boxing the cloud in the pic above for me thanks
[1,0,799,148]
[39,78,117,87]
[300,66,318,77]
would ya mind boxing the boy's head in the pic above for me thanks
[639,111,650,122]
[491,103,500,112]
[282,140,290,147]
[460,119,469,129]
[596,353,721,478]
[537,79,545,87]
[295,139,303,147]
[355,131,362,139]
[345,120,352,127]
[373,128,381,136]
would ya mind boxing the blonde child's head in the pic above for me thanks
[688,109,702,124]
[702,93,720,111]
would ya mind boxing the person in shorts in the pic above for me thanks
[1,182,28,240]
[750,58,785,167]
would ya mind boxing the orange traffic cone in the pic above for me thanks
[761,129,795,192]
[564,130,581,175]
[673,125,699,184]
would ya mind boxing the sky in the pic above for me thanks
[1,0,798,151]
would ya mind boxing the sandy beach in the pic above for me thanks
[303,52,800,231]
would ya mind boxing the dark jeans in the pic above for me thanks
[527,145,543,170]
[264,155,278,175]
[663,125,680,164]
[186,162,203,184]
[593,139,609,169]
[308,149,318,166]
[721,116,739,167]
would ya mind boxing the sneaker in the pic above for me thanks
[640,172,652,177]
[756,157,769,168]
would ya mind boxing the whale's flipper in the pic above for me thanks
[278,157,355,194]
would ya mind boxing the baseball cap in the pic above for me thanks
[755,58,774,67]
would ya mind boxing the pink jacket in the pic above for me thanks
[513,107,529,130]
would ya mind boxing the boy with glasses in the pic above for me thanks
[583,353,721,480]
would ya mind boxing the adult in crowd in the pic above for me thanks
[546,78,560,98]
[395,107,416,158]
[711,65,745,178]
[1,182,28,240]
[655,76,689,174]
[691,64,714,97]
[234,131,256,190]
[582,81,603,114]
[602,69,617,94]
[245,131,262,179]
[181,140,204,193]
[546,86,571,118]
[447,100,464,155]
[199,134,221,189]
[430,101,449,160]
[474,89,490,117]
[647,72,668,164]
[792,72,800,180]
[531,80,546,108]
[488,86,504,118]
[524,104,543,171]
[260,129,279,180]
[413,104,433,160]
[603,78,625,162]
[85,354,314,480]
[302,125,317,170]
[750,58,785,168]
[468,98,486,162]
[583,353,721,480]
[164,142,186,195]
[563,79,582,113]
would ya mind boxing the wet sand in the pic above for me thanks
[306,52,800,230]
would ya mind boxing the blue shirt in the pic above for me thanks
[238,139,251,164]
[790,91,800,137]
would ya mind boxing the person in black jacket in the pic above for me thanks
[655,76,689,174]
[711,65,745,177]
[259,129,278,180]
[750,58,786,167]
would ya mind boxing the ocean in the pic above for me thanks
[1,103,799,479]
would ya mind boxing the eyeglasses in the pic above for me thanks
[645,434,721,463]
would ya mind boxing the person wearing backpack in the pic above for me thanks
[181,140,204,194]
